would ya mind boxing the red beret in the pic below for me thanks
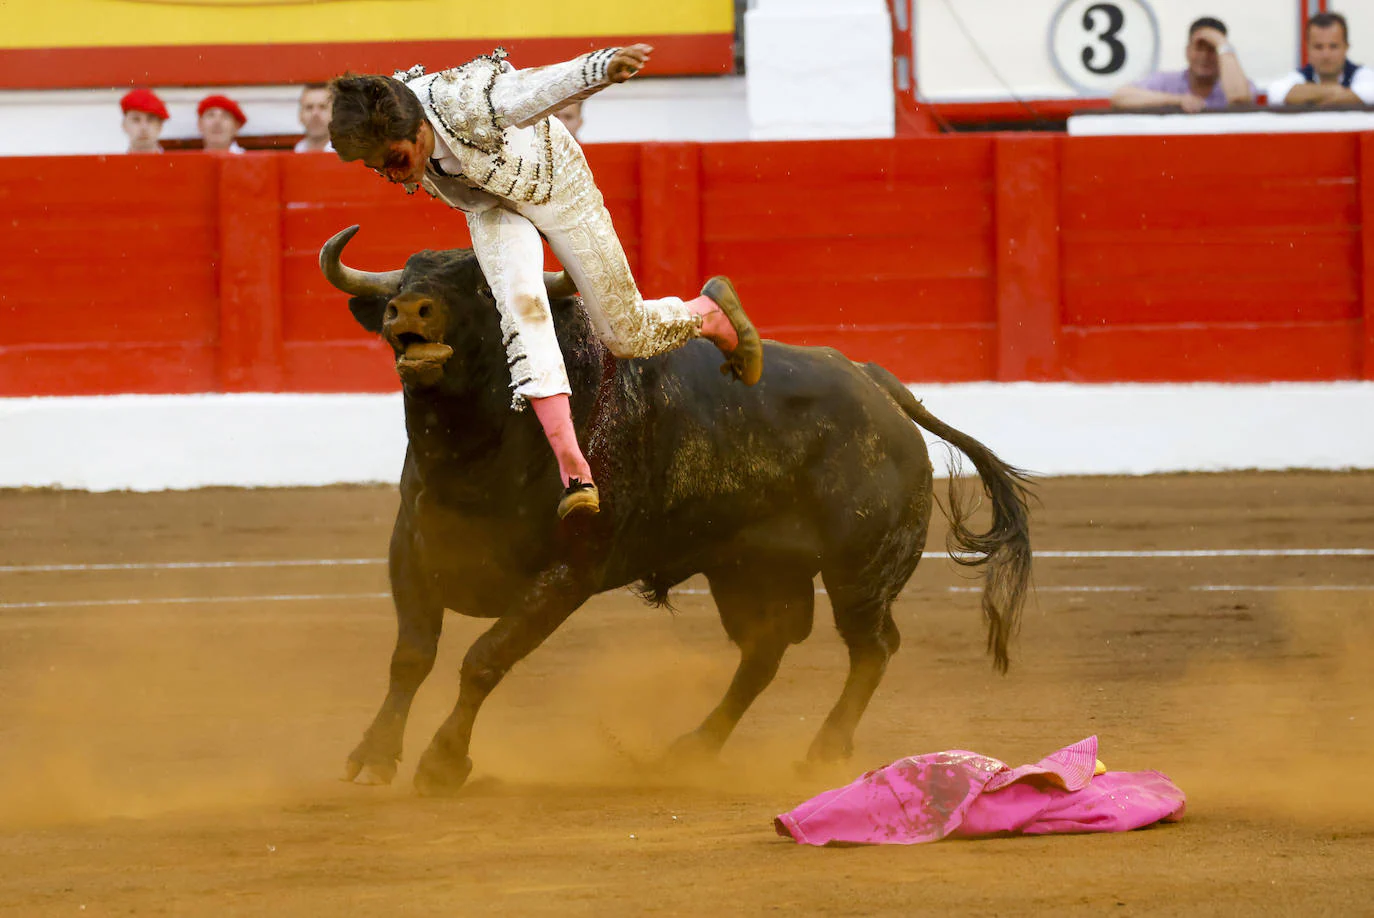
[197,94,247,126]
[120,88,169,121]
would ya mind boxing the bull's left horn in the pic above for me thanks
[543,271,578,300]
[319,225,405,297]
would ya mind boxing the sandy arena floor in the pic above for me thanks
[0,473,1371,916]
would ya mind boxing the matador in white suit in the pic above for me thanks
[329,44,763,520]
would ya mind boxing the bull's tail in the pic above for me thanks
[864,365,1034,673]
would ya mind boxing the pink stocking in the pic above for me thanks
[529,394,593,487]
[687,295,739,351]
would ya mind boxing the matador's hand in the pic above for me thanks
[608,44,653,83]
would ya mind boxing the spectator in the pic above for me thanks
[552,100,584,140]
[119,88,168,154]
[197,94,247,153]
[1110,17,1257,112]
[294,83,334,152]
[1268,12,1374,106]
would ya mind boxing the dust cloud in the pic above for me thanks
[0,606,365,828]
[1150,596,1374,826]
[2,583,1370,832]
[0,595,838,830]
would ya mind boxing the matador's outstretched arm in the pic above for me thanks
[491,44,654,129]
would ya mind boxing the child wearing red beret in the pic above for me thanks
[120,88,169,154]
[197,94,247,153]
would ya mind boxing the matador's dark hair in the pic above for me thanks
[328,73,426,161]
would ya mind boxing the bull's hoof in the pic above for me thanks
[342,748,398,785]
[664,729,723,765]
[805,730,854,765]
[413,750,473,797]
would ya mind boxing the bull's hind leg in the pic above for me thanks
[806,573,910,763]
[808,473,929,763]
[345,531,443,785]
[667,565,815,760]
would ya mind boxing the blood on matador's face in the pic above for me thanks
[363,121,434,186]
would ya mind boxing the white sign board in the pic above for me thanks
[912,0,1301,101]
[1048,0,1160,93]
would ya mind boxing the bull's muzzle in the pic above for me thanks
[384,293,453,387]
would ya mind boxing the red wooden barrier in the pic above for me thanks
[2,133,1373,397]
[218,155,283,392]
[1361,133,1374,379]
[0,155,220,396]
[1059,133,1363,382]
[995,134,1061,381]
[699,137,997,380]
[639,143,701,299]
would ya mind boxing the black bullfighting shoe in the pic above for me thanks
[558,478,600,520]
[702,276,764,386]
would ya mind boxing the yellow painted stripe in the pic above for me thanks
[0,0,733,50]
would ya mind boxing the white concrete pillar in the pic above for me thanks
[744,0,896,141]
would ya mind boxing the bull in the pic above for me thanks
[320,225,1033,794]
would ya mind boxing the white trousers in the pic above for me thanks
[466,187,701,407]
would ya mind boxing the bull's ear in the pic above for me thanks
[348,295,389,334]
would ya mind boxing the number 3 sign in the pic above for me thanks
[1049,0,1159,93]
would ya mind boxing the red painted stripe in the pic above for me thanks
[0,344,219,397]
[771,326,996,383]
[732,277,995,327]
[0,33,733,90]
[927,98,1112,124]
[994,134,1061,381]
[702,136,994,183]
[279,341,399,393]
[1360,133,1374,379]
[1061,133,1359,184]
[1062,322,1363,382]
[700,184,992,243]
[217,155,283,391]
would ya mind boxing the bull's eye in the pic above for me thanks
[418,304,432,318]
[385,305,398,320]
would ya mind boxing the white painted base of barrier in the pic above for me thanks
[1,383,1371,492]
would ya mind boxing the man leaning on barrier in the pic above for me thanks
[1268,11,1374,108]
[1110,16,1257,112]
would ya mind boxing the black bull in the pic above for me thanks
[320,226,1033,794]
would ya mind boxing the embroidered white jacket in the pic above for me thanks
[397,48,619,208]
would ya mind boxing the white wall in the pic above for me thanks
[2,384,1371,492]
[0,77,751,157]
[1342,3,1374,67]
[744,0,895,139]
[576,76,750,144]
[0,85,309,157]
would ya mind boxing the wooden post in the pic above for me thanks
[639,143,702,297]
[217,154,283,392]
[994,134,1062,381]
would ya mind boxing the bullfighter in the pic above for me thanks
[329,44,764,520]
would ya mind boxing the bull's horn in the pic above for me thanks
[319,225,404,297]
[543,271,578,300]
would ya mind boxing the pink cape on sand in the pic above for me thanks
[775,736,1185,846]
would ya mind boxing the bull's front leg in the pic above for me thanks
[344,535,443,786]
[413,562,589,795]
